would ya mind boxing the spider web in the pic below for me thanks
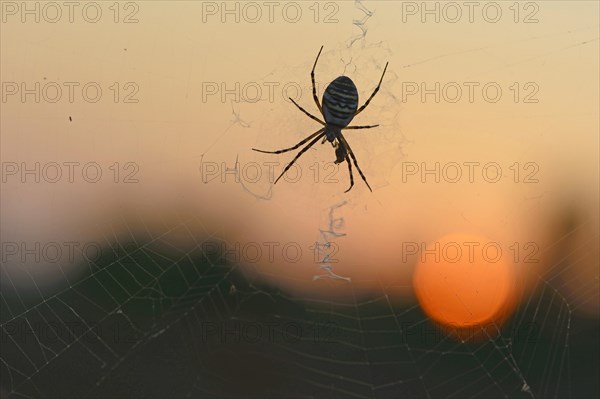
[2,1,598,398]
[0,208,590,398]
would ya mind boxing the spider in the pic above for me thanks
[253,46,388,193]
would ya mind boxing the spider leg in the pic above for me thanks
[252,128,324,154]
[353,61,389,117]
[312,46,324,116]
[274,132,326,184]
[344,124,379,130]
[289,97,324,125]
[344,155,354,193]
[338,133,372,192]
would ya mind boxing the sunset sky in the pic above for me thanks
[1,1,598,396]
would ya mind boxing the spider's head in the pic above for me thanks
[323,124,341,143]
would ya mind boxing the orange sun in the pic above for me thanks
[412,233,517,341]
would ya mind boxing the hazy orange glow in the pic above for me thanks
[413,233,517,340]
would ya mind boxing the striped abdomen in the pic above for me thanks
[322,76,358,128]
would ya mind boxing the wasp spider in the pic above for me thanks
[253,46,388,192]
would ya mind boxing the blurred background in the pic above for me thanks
[1,1,598,398]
